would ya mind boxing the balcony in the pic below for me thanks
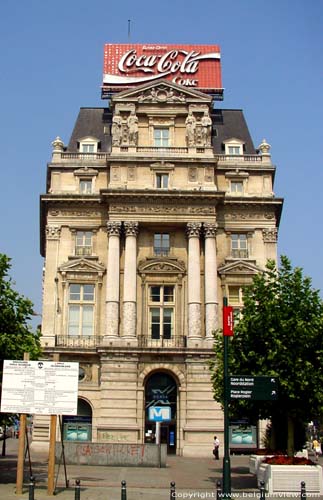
[231,249,249,259]
[56,335,102,348]
[138,335,186,348]
[75,246,92,257]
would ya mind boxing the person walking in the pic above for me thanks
[213,435,220,460]
[313,437,321,461]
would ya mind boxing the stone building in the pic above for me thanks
[36,70,283,456]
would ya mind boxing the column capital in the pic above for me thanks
[124,221,139,237]
[186,222,202,238]
[107,221,122,236]
[204,222,218,238]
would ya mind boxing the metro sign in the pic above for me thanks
[148,406,172,422]
[102,44,223,96]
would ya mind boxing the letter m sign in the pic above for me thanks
[148,406,171,422]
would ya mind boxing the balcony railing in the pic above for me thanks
[60,153,108,160]
[56,335,103,348]
[75,246,92,256]
[231,249,249,259]
[216,154,262,162]
[138,335,186,348]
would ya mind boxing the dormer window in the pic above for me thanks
[79,137,99,154]
[223,138,244,156]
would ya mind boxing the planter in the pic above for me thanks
[257,463,323,495]
[249,455,271,475]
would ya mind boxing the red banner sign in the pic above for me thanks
[223,306,234,336]
[102,44,222,94]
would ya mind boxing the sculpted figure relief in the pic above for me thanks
[127,110,139,145]
[111,111,122,146]
[185,111,196,147]
[201,110,212,146]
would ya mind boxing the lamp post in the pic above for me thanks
[222,297,233,498]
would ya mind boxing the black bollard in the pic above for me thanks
[121,480,127,500]
[301,481,307,500]
[29,476,35,500]
[216,480,222,500]
[259,480,266,500]
[74,479,81,500]
[170,481,176,499]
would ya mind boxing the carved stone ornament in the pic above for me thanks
[186,222,202,238]
[107,221,122,236]
[46,225,61,239]
[258,138,271,156]
[204,222,218,238]
[51,136,64,152]
[138,85,186,103]
[138,258,185,274]
[124,221,139,237]
[262,228,278,243]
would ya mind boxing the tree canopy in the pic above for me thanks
[210,256,323,454]
[0,253,41,362]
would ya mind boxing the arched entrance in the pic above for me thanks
[63,398,92,441]
[144,372,177,454]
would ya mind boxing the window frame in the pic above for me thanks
[156,173,169,189]
[153,233,170,257]
[148,285,175,340]
[231,233,248,259]
[154,128,170,148]
[75,231,93,256]
[67,283,95,337]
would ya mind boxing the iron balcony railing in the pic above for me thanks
[56,335,103,348]
[137,335,186,348]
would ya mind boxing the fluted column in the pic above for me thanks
[186,222,202,342]
[105,221,121,338]
[122,221,138,338]
[204,222,218,341]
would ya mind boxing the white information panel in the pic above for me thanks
[0,360,79,415]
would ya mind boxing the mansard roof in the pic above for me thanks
[67,107,112,152]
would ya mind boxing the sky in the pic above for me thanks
[0,0,322,326]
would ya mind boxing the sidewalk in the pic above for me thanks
[1,438,322,500]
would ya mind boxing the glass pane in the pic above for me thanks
[150,286,160,302]
[239,234,247,249]
[164,286,174,302]
[161,175,168,188]
[83,284,94,301]
[68,306,80,335]
[163,308,173,339]
[82,306,94,335]
[69,284,81,301]
[151,308,160,339]
[229,286,240,305]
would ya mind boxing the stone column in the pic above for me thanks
[122,221,138,339]
[204,222,218,342]
[186,222,202,343]
[105,221,121,339]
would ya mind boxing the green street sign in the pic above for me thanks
[228,376,278,401]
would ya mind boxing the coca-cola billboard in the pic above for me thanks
[102,44,223,97]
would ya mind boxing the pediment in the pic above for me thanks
[59,258,106,274]
[111,79,212,105]
[138,257,186,274]
[218,260,263,276]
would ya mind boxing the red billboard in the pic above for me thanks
[102,44,222,96]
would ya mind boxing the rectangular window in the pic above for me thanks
[156,173,169,189]
[68,284,94,336]
[231,234,248,258]
[154,128,169,147]
[81,143,95,153]
[79,179,92,194]
[230,181,243,194]
[148,285,174,340]
[154,233,170,256]
[75,231,92,256]
[228,146,241,155]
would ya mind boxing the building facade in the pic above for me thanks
[35,49,283,456]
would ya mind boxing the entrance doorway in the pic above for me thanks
[144,372,177,454]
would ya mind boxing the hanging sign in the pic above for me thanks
[223,306,234,336]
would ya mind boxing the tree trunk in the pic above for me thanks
[287,415,294,456]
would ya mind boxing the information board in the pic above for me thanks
[228,376,278,401]
[0,360,79,415]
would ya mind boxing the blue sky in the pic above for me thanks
[0,0,322,325]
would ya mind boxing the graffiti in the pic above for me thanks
[76,443,145,458]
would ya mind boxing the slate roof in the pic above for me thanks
[66,107,256,155]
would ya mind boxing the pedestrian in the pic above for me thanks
[313,437,321,461]
[213,435,220,460]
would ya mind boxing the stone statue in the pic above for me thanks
[201,110,212,146]
[127,110,139,145]
[111,111,122,146]
[185,111,196,147]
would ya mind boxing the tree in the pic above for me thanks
[0,254,41,362]
[210,256,323,455]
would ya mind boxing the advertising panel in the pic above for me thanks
[102,44,222,96]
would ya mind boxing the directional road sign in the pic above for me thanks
[227,376,278,401]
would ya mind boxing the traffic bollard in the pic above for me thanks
[74,479,81,500]
[170,481,176,499]
[259,480,266,500]
[29,476,35,500]
[121,479,127,500]
[301,481,307,500]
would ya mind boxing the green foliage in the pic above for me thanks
[210,256,323,452]
[0,254,41,362]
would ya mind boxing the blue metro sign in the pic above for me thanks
[148,406,171,422]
